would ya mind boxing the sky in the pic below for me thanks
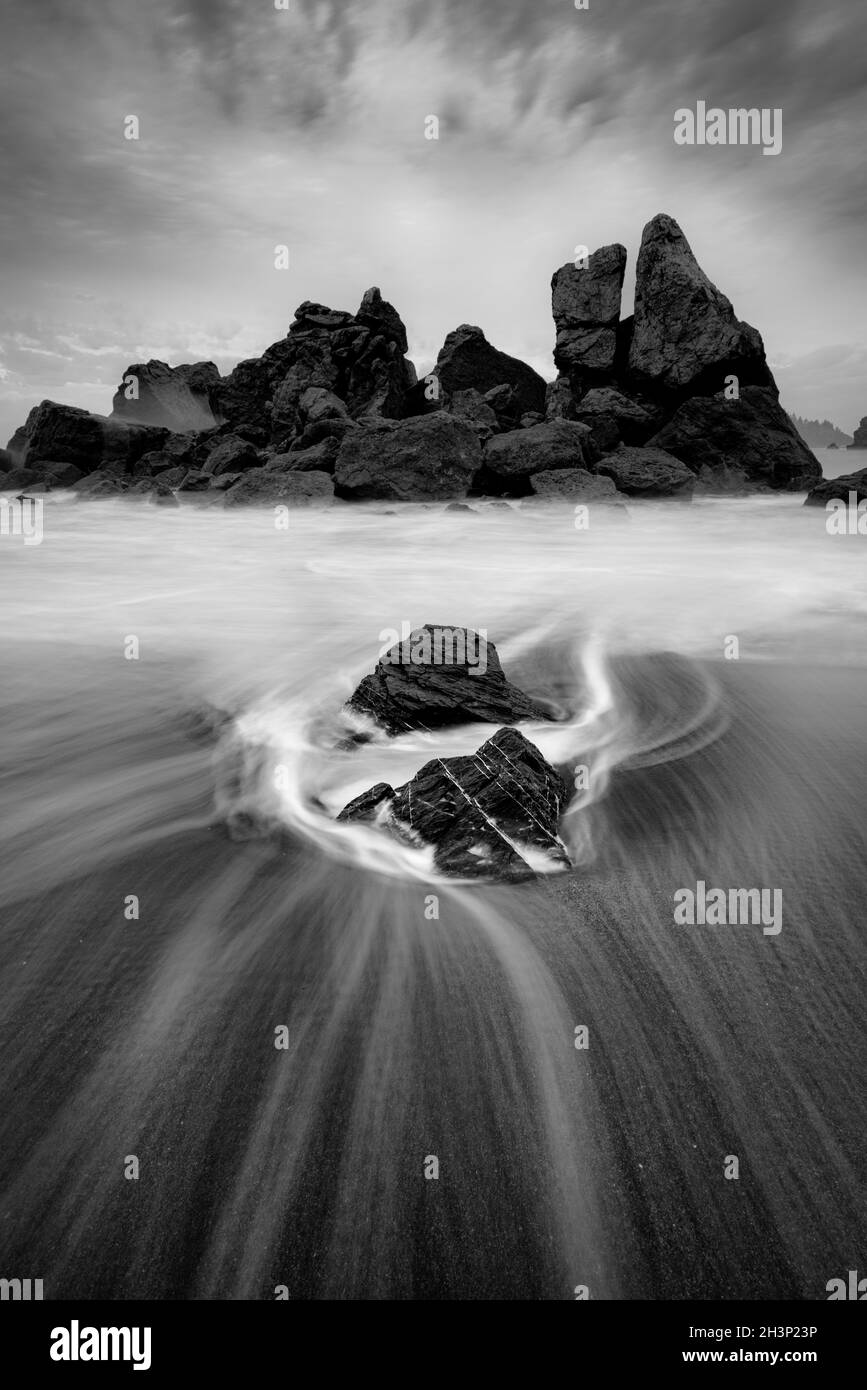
[1,0,866,446]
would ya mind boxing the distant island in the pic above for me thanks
[789,414,853,449]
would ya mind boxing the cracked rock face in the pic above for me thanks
[338,727,571,881]
[346,625,551,734]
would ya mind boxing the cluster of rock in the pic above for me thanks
[339,628,571,881]
[2,214,823,503]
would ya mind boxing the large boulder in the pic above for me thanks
[595,446,695,497]
[428,324,546,417]
[339,727,571,882]
[848,417,867,449]
[628,214,775,401]
[649,387,821,491]
[482,420,598,486]
[7,401,167,473]
[201,433,260,476]
[552,244,626,384]
[111,360,222,432]
[223,468,333,507]
[804,467,867,506]
[346,625,551,734]
[334,414,481,501]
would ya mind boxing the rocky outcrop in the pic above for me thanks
[421,324,546,417]
[628,214,774,402]
[596,446,695,497]
[552,244,626,387]
[111,360,222,432]
[346,626,550,734]
[334,415,481,501]
[804,467,867,506]
[7,401,167,472]
[848,417,867,449]
[649,387,821,491]
[338,727,571,881]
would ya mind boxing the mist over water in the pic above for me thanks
[0,493,865,1299]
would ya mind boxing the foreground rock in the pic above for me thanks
[335,415,481,501]
[529,468,623,500]
[339,727,571,881]
[223,468,333,507]
[346,625,550,734]
[596,446,695,497]
[804,467,867,506]
[649,387,821,491]
[8,401,167,471]
[628,214,774,401]
[482,420,598,489]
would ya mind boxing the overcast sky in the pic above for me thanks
[1,0,865,445]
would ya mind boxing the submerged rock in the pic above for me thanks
[339,727,571,882]
[347,625,550,734]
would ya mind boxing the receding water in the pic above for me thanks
[0,493,865,1298]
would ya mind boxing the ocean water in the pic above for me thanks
[0,492,865,1298]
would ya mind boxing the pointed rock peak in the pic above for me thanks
[629,211,774,399]
[356,287,409,353]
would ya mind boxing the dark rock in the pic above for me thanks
[70,472,129,496]
[223,468,333,507]
[545,377,577,421]
[177,470,213,493]
[596,446,695,497]
[202,433,260,476]
[346,625,551,735]
[804,467,867,506]
[0,447,11,471]
[432,324,546,416]
[628,213,775,401]
[446,388,500,441]
[848,417,867,449]
[1,467,41,491]
[208,471,243,492]
[483,420,598,483]
[529,468,622,500]
[573,388,660,445]
[335,415,481,501]
[483,384,522,430]
[520,412,545,428]
[272,438,340,473]
[336,783,395,824]
[111,360,222,432]
[359,728,571,881]
[552,244,626,383]
[444,501,476,513]
[40,460,83,487]
[355,288,409,355]
[8,400,167,473]
[649,387,821,491]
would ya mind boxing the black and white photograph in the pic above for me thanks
[0,0,865,1348]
